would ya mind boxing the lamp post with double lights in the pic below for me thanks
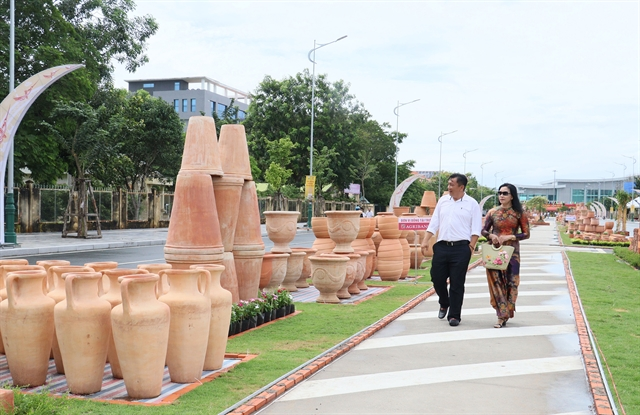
[553,169,557,202]
[307,35,347,228]
[462,148,478,174]
[623,155,636,182]
[480,161,492,200]
[393,99,420,189]
[4,0,17,244]
[437,130,458,197]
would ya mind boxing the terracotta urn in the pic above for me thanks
[377,214,401,239]
[264,253,290,292]
[259,254,275,290]
[55,271,112,394]
[234,249,265,301]
[336,253,359,299]
[392,206,410,217]
[409,244,424,269]
[85,261,118,294]
[309,255,349,304]
[280,251,306,292]
[352,218,370,253]
[0,270,54,387]
[179,115,223,176]
[158,269,211,383]
[421,191,437,210]
[311,217,330,238]
[111,274,170,399]
[351,251,369,294]
[264,211,300,253]
[365,218,377,278]
[35,259,70,292]
[212,175,244,252]
[100,268,149,379]
[377,239,403,281]
[399,233,411,279]
[137,263,172,297]
[312,237,336,257]
[294,248,317,289]
[326,211,361,254]
[219,124,253,181]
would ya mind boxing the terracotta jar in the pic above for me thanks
[111,274,170,399]
[311,217,330,238]
[377,239,403,281]
[414,206,429,216]
[101,268,149,379]
[84,261,118,294]
[35,259,70,292]
[605,221,614,230]
[0,261,39,354]
[409,244,424,269]
[280,251,306,292]
[334,253,359,299]
[219,124,253,181]
[399,231,410,279]
[392,206,410,217]
[352,218,370,253]
[0,265,44,301]
[350,251,369,294]
[220,252,239,303]
[365,217,377,278]
[234,181,265,253]
[235,249,265,301]
[47,265,95,374]
[263,253,290,292]
[294,248,317,289]
[137,263,172,297]
[359,250,376,290]
[0,270,54,387]
[55,271,111,394]
[264,211,300,253]
[158,269,211,383]
[164,171,224,269]
[193,265,232,370]
[179,115,223,176]
[377,214,401,239]
[326,211,361,253]
[421,191,437,211]
[312,237,336,257]
[309,255,349,304]
[212,175,244,253]
[259,254,275,290]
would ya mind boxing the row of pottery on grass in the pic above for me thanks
[0,261,231,400]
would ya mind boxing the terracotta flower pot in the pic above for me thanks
[55,271,112,394]
[325,211,361,253]
[409,244,424,269]
[111,274,170,399]
[377,214,401,239]
[309,255,349,304]
[234,249,265,301]
[179,116,223,176]
[293,248,317,288]
[335,253,359,299]
[399,237,410,279]
[219,124,252,180]
[280,251,306,292]
[0,270,54,387]
[212,175,244,252]
[360,250,376,290]
[312,238,336,256]
[137,263,172,297]
[264,211,300,253]
[263,253,290,292]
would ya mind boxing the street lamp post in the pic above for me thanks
[553,169,557,202]
[462,148,478,174]
[614,162,627,181]
[393,99,420,189]
[4,0,17,245]
[307,35,347,227]
[623,155,636,182]
[480,161,492,200]
[437,130,458,197]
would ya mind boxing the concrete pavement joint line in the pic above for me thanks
[354,324,576,350]
[396,304,573,321]
[425,290,569,301]
[277,355,584,402]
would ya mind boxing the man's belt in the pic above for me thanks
[438,240,469,246]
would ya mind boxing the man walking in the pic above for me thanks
[420,173,482,326]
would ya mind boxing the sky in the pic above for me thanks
[112,0,639,190]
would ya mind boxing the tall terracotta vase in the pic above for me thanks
[325,211,361,253]
[309,255,348,304]
[264,253,290,292]
[294,248,317,289]
[264,211,300,253]
[212,175,244,252]
[235,250,265,301]
[220,252,239,303]
[399,230,410,279]
[376,214,403,281]
[137,263,172,297]
[218,124,252,181]
[35,259,70,292]
[55,271,112,394]
[280,251,306,292]
[179,116,223,176]
[84,261,118,294]
[0,261,37,354]
[158,269,211,383]
[0,270,54,387]
[101,269,149,379]
[111,274,170,399]
[360,250,376,290]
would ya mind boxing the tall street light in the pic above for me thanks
[623,155,636,181]
[393,99,420,189]
[462,148,478,174]
[437,130,458,197]
[307,35,347,227]
[4,0,17,244]
[494,170,504,191]
[480,161,492,200]
[614,162,627,180]
[553,169,557,202]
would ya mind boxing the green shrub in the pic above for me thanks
[570,239,630,247]
[613,246,640,268]
[0,387,69,415]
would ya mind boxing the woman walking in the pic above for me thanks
[481,183,530,328]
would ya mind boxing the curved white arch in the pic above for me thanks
[479,195,494,212]
[388,174,428,210]
[607,197,618,205]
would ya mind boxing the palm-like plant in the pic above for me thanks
[614,190,632,233]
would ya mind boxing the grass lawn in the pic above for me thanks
[56,267,433,414]
[557,225,573,246]
[567,251,640,415]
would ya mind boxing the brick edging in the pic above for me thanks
[226,286,437,415]
[562,252,615,415]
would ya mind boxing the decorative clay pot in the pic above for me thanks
[263,253,290,292]
[264,211,300,253]
[55,271,111,394]
[421,191,437,210]
[336,253,359,299]
[235,249,265,301]
[359,250,376,290]
[233,181,265,252]
[0,261,40,354]
[212,175,244,252]
[220,252,239,303]
[377,214,401,239]
[0,270,54,387]
[399,232,410,279]
[325,211,361,254]
[35,259,70,292]
[350,251,369,294]
[311,217,330,238]
[409,244,424,269]
[280,251,306,292]
[137,263,172,297]
[309,255,348,304]
[377,239,403,281]
[111,274,170,399]
[294,248,317,288]
[85,261,118,294]
[392,206,410,217]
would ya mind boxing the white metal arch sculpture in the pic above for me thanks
[388,174,428,210]
[479,195,494,212]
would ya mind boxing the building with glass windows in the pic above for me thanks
[126,76,250,127]
[516,177,629,203]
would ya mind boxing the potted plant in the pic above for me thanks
[229,303,241,335]
[274,289,289,318]
[259,291,273,323]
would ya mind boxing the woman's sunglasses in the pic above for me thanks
[497,191,510,196]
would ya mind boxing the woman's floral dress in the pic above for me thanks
[481,207,530,320]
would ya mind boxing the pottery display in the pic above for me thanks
[336,253,359,299]
[264,211,300,253]
[84,261,118,294]
[55,271,111,394]
[377,213,401,239]
[158,269,211,383]
[0,270,54,387]
[350,250,369,294]
[325,211,361,253]
[111,274,170,399]
[35,260,70,292]
[220,252,240,303]
[421,191,437,210]
[218,124,253,181]
[311,217,330,238]
[392,206,410,217]
[179,116,223,176]
[309,255,349,304]
[137,263,172,296]
[293,248,317,288]
[263,253,290,292]
[377,239,403,281]
[409,244,424,269]
[280,251,306,292]
[234,249,265,301]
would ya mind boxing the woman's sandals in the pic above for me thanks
[494,318,508,328]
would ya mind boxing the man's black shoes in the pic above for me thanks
[449,318,460,327]
[438,307,448,319]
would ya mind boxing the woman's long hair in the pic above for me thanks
[499,183,523,214]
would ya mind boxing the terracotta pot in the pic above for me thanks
[164,171,224,269]
[55,271,111,394]
[85,261,118,295]
[35,260,70,292]
[293,248,317,288]
[219,124,252,180]
[280,251,306,292]
[335,253,359,299]
[111,274,170,399]
[377,214,401,239]
[137,263,172,297]
[371,231,382,252]
[392,206,410,217]
[234,249,265,301]
[47,265,95,374]
[352,251,369,293]
[399,237,410,279]
[220,252,239,303]
[179,116,223,176]
[234,181,266,253]
[605,221,614,230]
[309,255,349,304]
[312,237,336,256]
[409,244,424,269]
[264,211,300,253]
[311,217,330,238]
[158,269,211,383]
[326,211,361,253]
[197,265,232,370]
[212,175,244,252]
[414,206,429,216]
[263,253,290,292]
[421,191,437,209]
[101,269,149,379]
[377,239,403,281]
[0,270,54,387]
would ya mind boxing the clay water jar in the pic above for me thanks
[164,171,224,269]
[179,115,223,176]
[421,191,437,210]
[212,175,244,252]
[264,211,300,253]
[309,255,349,304]
[158,269,211,383]
[263,253,290,292]
[325,211,361,254]
[219,124,253,180]
[137,263,172,297]
[111,274,170,399]
[101,268,149,379]
[0,261,40,354]
[294,248,317,289]
[35,259,70,292]
[0,270,54,387]
[55,271,112,394]
[84,261,118,294]
[377,239,403,281]
[280,251,306,292]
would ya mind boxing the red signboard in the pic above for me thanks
[398,217,430,230]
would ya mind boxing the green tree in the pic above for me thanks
[614,190,632,233]
[264,137,297,210]
[526,196,549,221]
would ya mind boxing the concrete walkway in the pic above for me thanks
[256,222,601,414]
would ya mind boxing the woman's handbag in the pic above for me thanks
[481,243,515,271]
